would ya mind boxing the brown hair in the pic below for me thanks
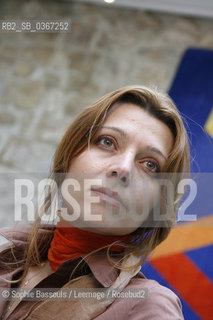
[5,85,190,283]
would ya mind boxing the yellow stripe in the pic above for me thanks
[150,215,213,260]
[204,107,213,138]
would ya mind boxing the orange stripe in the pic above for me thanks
[150,215,213,260]
[151,253,213,320]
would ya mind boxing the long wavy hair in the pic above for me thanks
[3,85,190,283]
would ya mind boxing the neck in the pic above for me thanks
[48,219,133,272]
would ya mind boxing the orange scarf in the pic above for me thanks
[48,220,133,272]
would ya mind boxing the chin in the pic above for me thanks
[84,227,134,236]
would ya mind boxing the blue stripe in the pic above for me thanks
[168,48,213,172]
[141,261,200,319]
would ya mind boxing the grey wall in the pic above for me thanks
[0,0,213,227]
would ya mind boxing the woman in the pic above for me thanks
[0,85,190,319]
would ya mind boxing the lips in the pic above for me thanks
[91,187,124,208]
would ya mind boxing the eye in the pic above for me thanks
[143,160,160,173]
[95,136,116,149]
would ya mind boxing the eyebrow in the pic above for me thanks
[101,125,168,161]
[101,126,128,138]
[148,147,168,161]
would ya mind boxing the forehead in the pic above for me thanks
[104,103,163,129]
[101,103,174,155]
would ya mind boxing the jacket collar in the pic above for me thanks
[83,251,123,287]
[84,251,145,287]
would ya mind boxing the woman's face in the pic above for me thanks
[62,103,174,235]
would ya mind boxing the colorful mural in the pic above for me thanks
[142,49,213,320]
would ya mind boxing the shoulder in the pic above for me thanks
[0,224,54,260]
[0,225,33,257]
[0,225,33,253]
[95,278,184,320]
[126,277,184,319]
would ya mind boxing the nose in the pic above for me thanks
[106,152,134,186]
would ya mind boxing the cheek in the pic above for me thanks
[68,153,86,173]
[133,179,160,214]
[68,159,91,175]
[69,151,107,175]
